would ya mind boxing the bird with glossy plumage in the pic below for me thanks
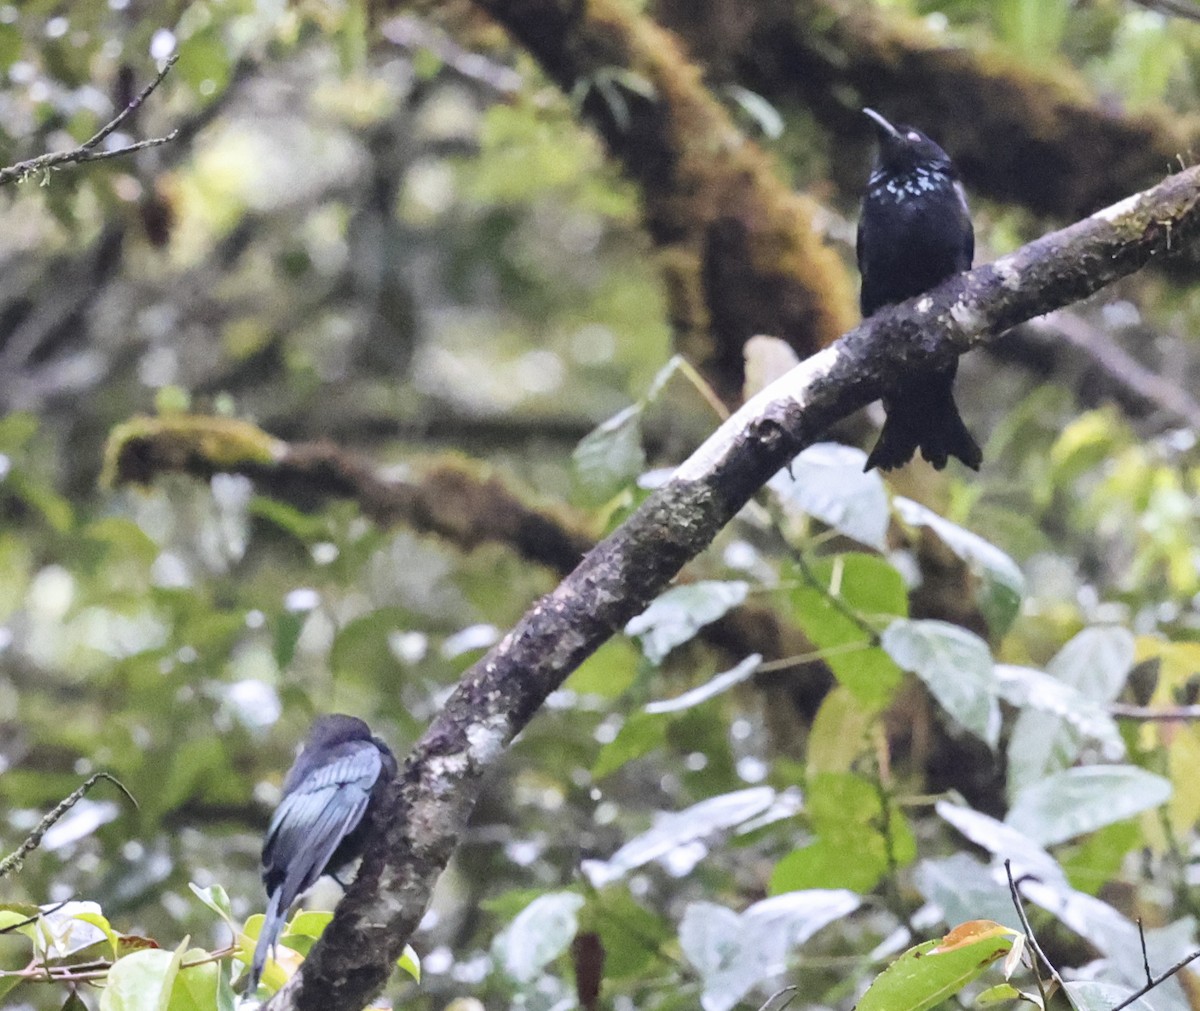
[858,107,982,472]
[245,714,397,995]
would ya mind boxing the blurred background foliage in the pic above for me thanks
[3,0,1200,1009]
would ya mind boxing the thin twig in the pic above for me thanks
[1130,0,1200,22]
[1110,703,1200,721]
[0,900,68,936]
[872,770,919,942]
[1110,946,1200,1011]
[1004,859,1058,1008]
[0,56,178,186]
[0,773,137,879]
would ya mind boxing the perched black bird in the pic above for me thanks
[858,107,982,472]
[246,714,397,994]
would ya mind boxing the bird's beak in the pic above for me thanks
[863,107,903,142]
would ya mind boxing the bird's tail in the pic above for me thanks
[864,367,982,472]
[246,889,285,997]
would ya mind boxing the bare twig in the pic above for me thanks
[1005,859,1060,1006]
[1110,703,1200,721]
[0,56,178,186]
[1130,0,1200,23]
[1028,312,1200,430]
[0,900,68,936]
[0,773,137,879]
[1137,919,1153,986]
[1110,946,1200,1011]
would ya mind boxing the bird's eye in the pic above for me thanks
[906,131,921,142]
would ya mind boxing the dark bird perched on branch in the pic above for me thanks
[246,714,397,995]
[858,107,982,472]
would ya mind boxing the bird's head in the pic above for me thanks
[305,713,373,749]
[863,108,954,176]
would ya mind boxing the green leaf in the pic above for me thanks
[894,497,1025,636]
[1006,766,1172,847]
[723,85,784,139]
[644,654,761,713]
[993,662,1123,787]
[626,581,749,664]
[166,950,221,1011]
[882,619,999,746]
[188,883,235,930]
[283,910,333,941]
[807,687,874,776]
[1065,981,1157,1011]
[680,892,859,1011]
[580,888,672,979]
[396,944,421,982]
[572,404,645,504]
[592,710,667,779]
[565,638,641,698]
[771,443,890,550]
[494,892,584,983]
[1006,627,1134,799]
[789,554,906,710]
[770,773,914,894]
[915,855,1023,931]
[856,926,1013,1011]
[582,787,776,887]
[100,949,178,1011]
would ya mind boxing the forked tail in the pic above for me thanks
[864,367,981,472]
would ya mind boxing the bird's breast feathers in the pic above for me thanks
[868,166,956,204]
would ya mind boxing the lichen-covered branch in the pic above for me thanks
[656,0,1195,219]
[268,161,1200,1011]
[103,413,832,692]
[452,0,856,401]
[0,56,178,186]
[105,416,595,574]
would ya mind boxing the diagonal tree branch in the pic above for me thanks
[263,158,1200,1010]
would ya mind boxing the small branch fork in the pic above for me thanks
[1006,860,1200,1011]
[0,55,179,187]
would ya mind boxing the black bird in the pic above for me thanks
[246,714,397,994]
[858,107,982,472]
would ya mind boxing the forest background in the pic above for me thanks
[4,1,1200,1010]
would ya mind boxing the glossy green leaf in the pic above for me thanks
[680,891,859,1011]
[572,404,645,504]
[857,926,1013,1011]
[1006,627,1135,799]
[582,787,776,887]
[1006,766,1172,847]
[771,443,890,550]
[626,581,749,664]
[100,948,178,1011]
[644,653,761,713]
[894,497,1025,636]
[790,553,906,710]
[396,944,421,982]
[494,892,584,983]
[882,619,1000,746]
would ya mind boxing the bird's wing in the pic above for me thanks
[262,743,383,910]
